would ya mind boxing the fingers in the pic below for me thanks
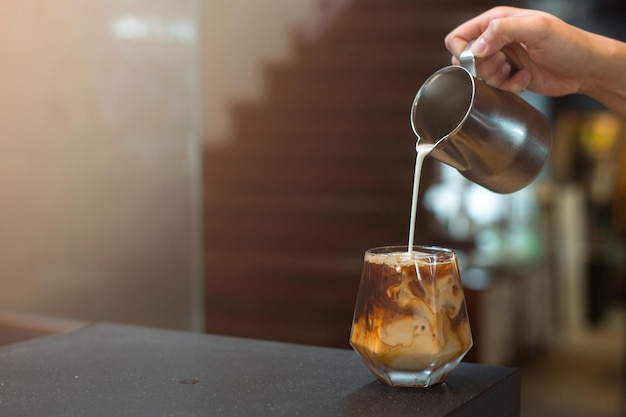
[471,16,532,58]
[499,69,532,94]
[444,6,524,57]
[444,21,482,58]
[446,6,550,61]
[470,11,558,61]
[449,50,532,94]
[445,6,545,95]
[474,52,511,87]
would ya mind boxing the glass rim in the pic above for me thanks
[365,245,455,259]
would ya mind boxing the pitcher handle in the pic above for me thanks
[459,41,477,77]
[460,41,523,80]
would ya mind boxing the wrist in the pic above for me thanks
[581,36,626,117]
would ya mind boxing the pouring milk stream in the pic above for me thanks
[407,142,435,256]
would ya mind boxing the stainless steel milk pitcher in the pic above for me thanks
[410,44,552,194]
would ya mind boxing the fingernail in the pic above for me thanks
[471,38,487,55]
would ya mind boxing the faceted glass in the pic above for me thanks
[350,245,472,387]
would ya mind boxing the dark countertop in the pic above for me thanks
[0,323,520,416]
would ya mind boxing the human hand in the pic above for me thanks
[444,6,597,97]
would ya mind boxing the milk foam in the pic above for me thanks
[365,251,443,266]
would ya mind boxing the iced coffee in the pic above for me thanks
[350,245,472,387]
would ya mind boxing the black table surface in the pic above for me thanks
[0,323,520,417]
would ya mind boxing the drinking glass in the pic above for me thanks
[350,245,472,387]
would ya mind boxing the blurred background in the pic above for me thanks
[0,0,623,416]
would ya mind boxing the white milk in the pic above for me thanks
[407,141,436,256]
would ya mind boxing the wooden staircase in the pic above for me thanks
[203,0,519,348]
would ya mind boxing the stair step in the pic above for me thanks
[297,0,503,46]
[278,44,451,78]
[232,101,411,127]
[264,88,418,116]
[261,53,446,112]
[230,111,414,145]
[204,187,412,216]
[231,92,418,118]
[353,0,501,14]
[295,41,449,74]
[315,10,480,43]
[203,249,361,347]
[267,60,432,82]
[350,0,507,9]
[231,102,413,136]
[204,206,409,252]
[205,129,414,161]
[204,211,411,256]
[203,155,416,196]
[264,69,427,105]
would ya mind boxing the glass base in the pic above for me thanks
[367,357,464,388]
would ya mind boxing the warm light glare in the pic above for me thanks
[112,16,195,41]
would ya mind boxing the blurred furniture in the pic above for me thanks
[463,261,550,364]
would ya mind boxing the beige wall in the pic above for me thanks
[0,0,325,331]
[0,1,203,330]
[201,0,320,142]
